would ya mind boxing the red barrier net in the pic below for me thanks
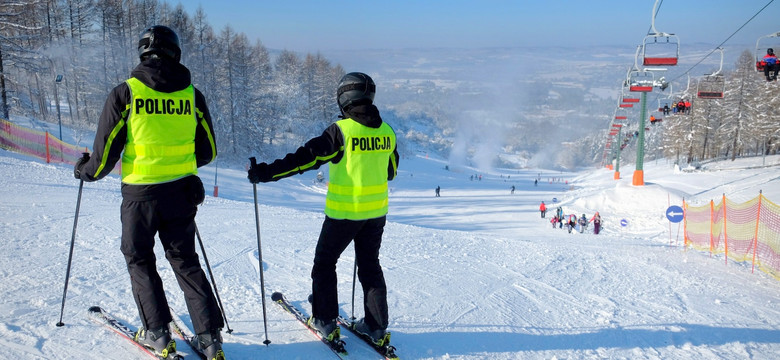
[0,118,86,165]
[685,194,780,281]
[0,118,119,174]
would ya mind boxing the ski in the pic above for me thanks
[167,311,205,360]
[337,316,399,360]
[270,292,348,358]
[87,306,182,360]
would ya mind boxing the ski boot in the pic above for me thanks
[192,329,225,360]
[352,318,389,347]
[307,317,340,342]
[192,328,225,360]
[134,326,176,358]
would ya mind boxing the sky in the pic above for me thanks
[1,117,779,359]
[167,0,780,52]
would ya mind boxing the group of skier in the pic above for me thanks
[73,25,398,360]
[541,202,601,234]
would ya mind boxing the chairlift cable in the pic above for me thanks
[666,0,775,85]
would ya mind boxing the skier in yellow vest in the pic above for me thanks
[248,72,399,346]
[73,25,224,360]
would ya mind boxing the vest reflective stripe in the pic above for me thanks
[325,119,395,220]
[123,78,197,184]
[327,183,388,196]
[124,143,195,157]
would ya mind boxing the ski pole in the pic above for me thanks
[194,222,233,334]
[57,152,89,327]
[250,157,271,346]
[350,260,357,320]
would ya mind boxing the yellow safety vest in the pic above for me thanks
[325,119,396,220]
[122,77,198,184]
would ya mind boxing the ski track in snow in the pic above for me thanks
[0,149,779,359]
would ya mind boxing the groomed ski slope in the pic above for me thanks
[0,149,778,359]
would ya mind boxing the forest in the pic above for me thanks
[0,1,778,170]
[0,0,349,165]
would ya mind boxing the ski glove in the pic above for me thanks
[248,162,272,183]
[73,153,90,180]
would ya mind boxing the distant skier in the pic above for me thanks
[534,179,538,186]
[435,185,441,197]
[551,216,559,229]
[591,212,602,234]
[510,185,515,194]
[578,214,588,233]
[539,201,546,218]
[567,214,576,233]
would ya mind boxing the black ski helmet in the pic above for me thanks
[138,25,181,62]
[768,48,775,55]
[337,72,376,112]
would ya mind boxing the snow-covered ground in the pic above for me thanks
[1,141,779,359]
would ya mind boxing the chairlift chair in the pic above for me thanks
[696,47,725,99]
[642,0,680,66]
[754,31,780,72]
[657,82,674,112]
[628,69,655,92]
[643,35,680,66]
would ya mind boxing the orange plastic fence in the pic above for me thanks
[684,193,780,281]
[0,118,119,174]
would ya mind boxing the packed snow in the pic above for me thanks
[1,142,779,359]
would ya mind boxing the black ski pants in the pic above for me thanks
[120,181,223,334]
[765,63,779,80]
[310,216,388,331]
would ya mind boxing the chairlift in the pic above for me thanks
[697,48,725,99]
[628,69,655,92]
[626,47,657,92]
[656,82,674,112]
[642,0,680,66]
[615,84,635,108]
[754,31,780,72]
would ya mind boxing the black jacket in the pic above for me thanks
[263,104,399,182]
[79,58,217,200]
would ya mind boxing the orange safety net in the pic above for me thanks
[0,118,119,174]
[684,194,780,281]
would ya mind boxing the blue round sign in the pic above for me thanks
[552,197,558,203]
[666,205,684,223]
[620,219,628,227]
